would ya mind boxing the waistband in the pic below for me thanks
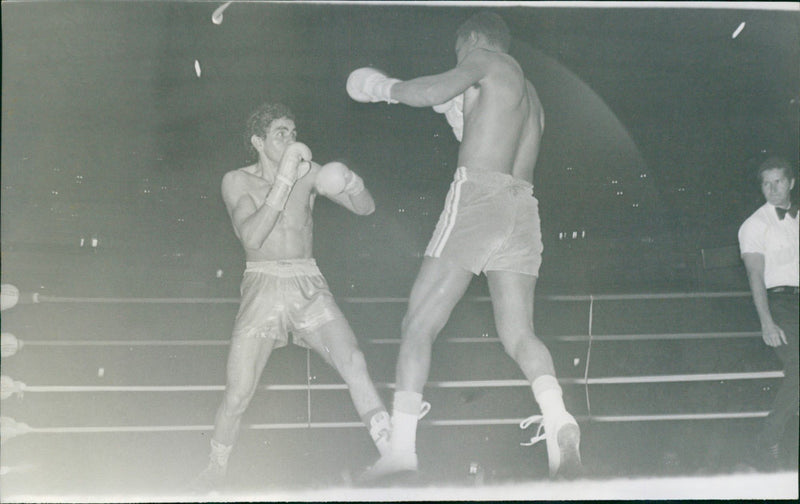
[455,166,534,193]
[244,258,320,277]
[767,286,800,295]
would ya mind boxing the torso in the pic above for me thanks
[228,165,316,262]
[459,49,544,184]
[741,204,800,288]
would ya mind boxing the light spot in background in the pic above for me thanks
[211,1,232,25]
[732,22,746,39]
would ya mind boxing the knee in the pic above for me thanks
[336,347,369,379]
[500,330,538,362]
[222,384,255,417]
[500,333,524,361]
[401,310,443,343]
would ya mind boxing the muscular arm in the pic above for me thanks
[326,184,375,216]
[741,252,787,347]
[315,162,375,215]
[391,58,485,107]
[221,171,282,250]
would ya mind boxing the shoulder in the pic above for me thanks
[739,204,770,237]
[221,166,257,198]
[222,166,254,185]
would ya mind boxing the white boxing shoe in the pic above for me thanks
[357,449,418,483]
[521,411,583,479]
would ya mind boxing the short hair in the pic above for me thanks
[245,102,295,159]
[757,156,796,182]
[456,11,511,53]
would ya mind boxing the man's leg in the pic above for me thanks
[758,293,799,466]
[302,318,392,456]
[486,270,582,479]
[193,334,276,489]
[361,256,473,480]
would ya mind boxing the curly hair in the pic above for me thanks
[245,102,295,159]
[456,11,511,53]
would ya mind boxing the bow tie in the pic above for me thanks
[775,203,799,220]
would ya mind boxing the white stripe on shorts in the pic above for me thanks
[428,167,466,257]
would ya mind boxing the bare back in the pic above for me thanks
[459,49,544,184]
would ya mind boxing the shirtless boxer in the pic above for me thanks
[191,102,391,490]
[347,12,583,480]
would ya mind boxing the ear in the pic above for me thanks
[250,134,264,152]
[790,177,796,190]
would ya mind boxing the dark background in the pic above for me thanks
[2,1,798,299]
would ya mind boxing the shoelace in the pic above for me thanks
[418,401,431,419]
[519,414,544,446]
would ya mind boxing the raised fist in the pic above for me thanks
[277,142,313,184]
[347,67,401,104]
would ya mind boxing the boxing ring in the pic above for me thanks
[1,285,797,501]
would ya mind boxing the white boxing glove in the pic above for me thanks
[347,67,401,104]
[265,142,312,210]
[433,94,464,142]
[277,142,313,184]
[315,162,349,196]
[315,162,365,196]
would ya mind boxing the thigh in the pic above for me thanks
[405,256,474,329]
[486,270,536,336]
[770,294,799,364]
[302,316,360,369]
[225,335,276,392]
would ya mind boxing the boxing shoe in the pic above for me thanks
[357,401,430,484]
[187,460,226,494]
[356,449,418,484]
[521,411,583,479]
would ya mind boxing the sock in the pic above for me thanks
[362,408,391,456]
[209,438,233,468]
[532,375,567,419]
[390,391,422,453]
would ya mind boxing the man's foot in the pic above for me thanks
[521,412,583,479]
[187,461,226,494]
[356,450,418,485]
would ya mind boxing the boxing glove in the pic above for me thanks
[347,67,401,104]
[433,94,464,142]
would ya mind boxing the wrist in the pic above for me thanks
[264,178,293,211]
[344,174,365,195]
[381,79,401,104]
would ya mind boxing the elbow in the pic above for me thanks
[240,231,266,250]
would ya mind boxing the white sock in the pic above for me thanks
[532,375,567,419]
[209,438,232,468]
[390,391,422,453]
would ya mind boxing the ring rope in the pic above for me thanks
[17,331,763,348]
[14,371,784,394]
[25,291,752,306]
[15,411,773,436]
